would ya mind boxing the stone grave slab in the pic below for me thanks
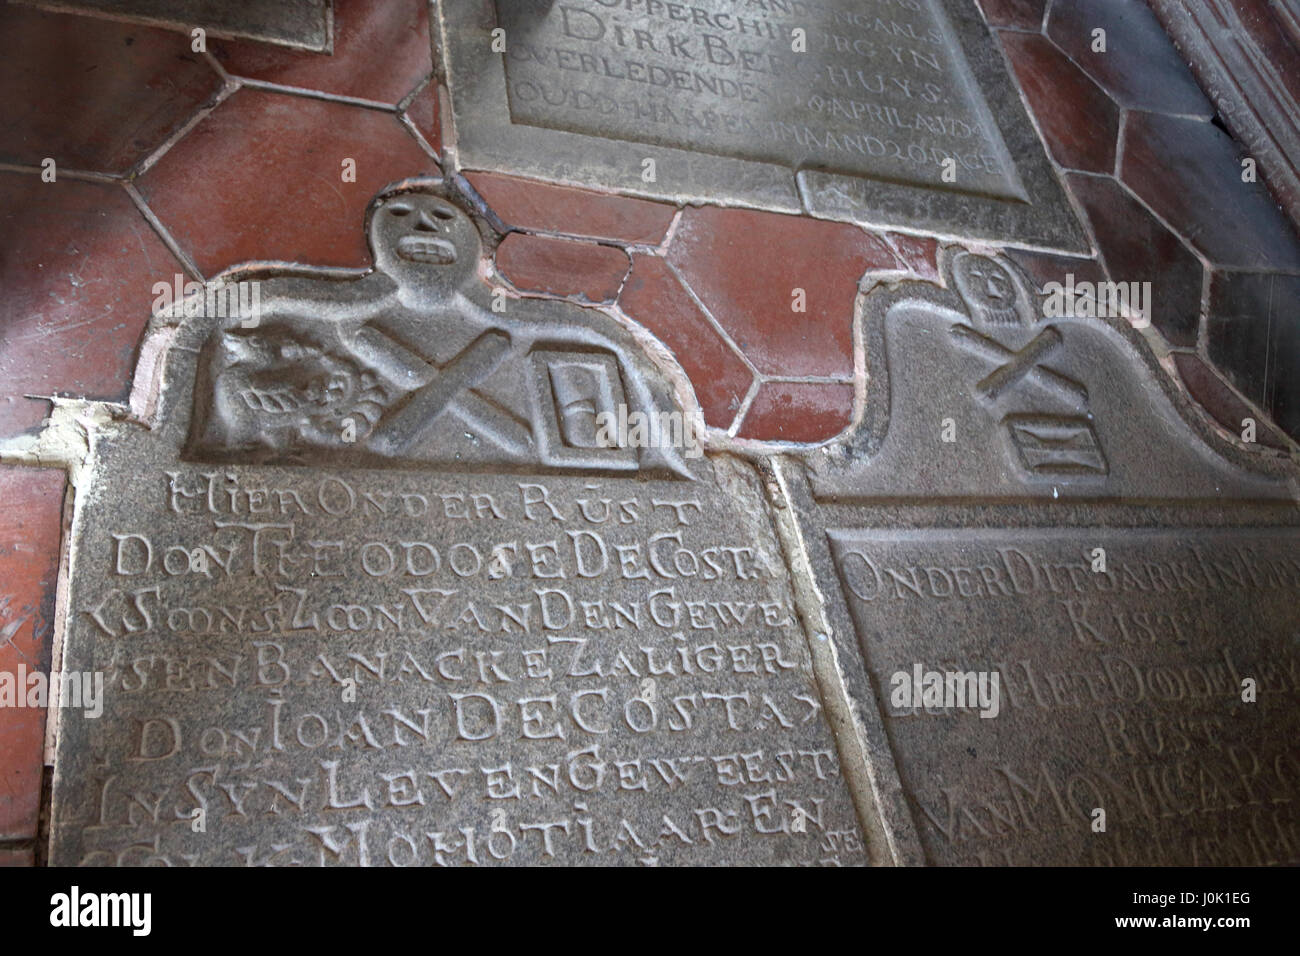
[436,0,1086,251]
[773,248,1300,866]
[46,183,866,866]
[17,0,333,50]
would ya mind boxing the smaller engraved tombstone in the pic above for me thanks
[777,248,1300,866]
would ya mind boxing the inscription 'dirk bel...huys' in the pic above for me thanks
[47,184,866,867]
[495,0,1025,200]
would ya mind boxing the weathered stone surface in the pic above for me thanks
[47,184,865,866]
[438,0,1085,250]
[775,248,1300,866]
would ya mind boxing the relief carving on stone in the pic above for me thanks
[185,184,692,478]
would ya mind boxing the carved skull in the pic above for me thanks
[951,252,1024,327]
[369,190,481,293]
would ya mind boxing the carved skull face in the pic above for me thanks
[952,252,1023,327]
[370,192,480,290]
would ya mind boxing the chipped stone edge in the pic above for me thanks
[762,455,921,866]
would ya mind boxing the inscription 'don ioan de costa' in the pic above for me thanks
[48,186,865,866]
[496,0,1024,198]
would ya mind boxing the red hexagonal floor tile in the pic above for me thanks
[0,3,222,175]
[496,233,629,304]
[1204,270,1300,440]
[620,254,752,429]
[737,382,855,443]
[1172,352,1290,450]
[402,79,442,156]
[1065,172,1203,346]
[976,0,1046,30]
[0,172,185,439]
[467,171,678,246]
[210,0,432,106]
[137,87,439,275]
[1046,0,1213,117]
[666,206,897,378]
[1000,32,1119,174]
[1006,248,1108,298]
[1120,112,1300,271]
[885,233,940,282]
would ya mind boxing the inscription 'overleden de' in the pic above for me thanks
[497,0,1025,200]
[438,0,1087,248]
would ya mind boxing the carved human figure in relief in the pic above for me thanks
[187,184,691,476]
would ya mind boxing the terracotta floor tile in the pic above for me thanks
[0,3,221,174]
[1007,248,1108,297]
[0,399,50,443]
[619,255,752,429]
[1172,352,1290,450]
[0,173,184,439]
[466,172,677,245]
[210,0,431,105]
[1120,112,1300,272]
[1047,0,1213,118]
[1065,173,1203,345]
[666,207,897,377]
[0,465,66,842]
[1205,271,1300,440]
[1000,33,1119,174]
[0,848,35,867]
[403,80,441,156]
[737,383,855,443]
[886,233,941,282]
[496,233,629,304]
[137,88,438,275]
[976,0,1046,30]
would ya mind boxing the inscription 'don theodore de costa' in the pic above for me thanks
[496,0,1024,198]
[48,186,866,867]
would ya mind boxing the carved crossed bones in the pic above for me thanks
[948,323,1087,405]
[347,323,531,456]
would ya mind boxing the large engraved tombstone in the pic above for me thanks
[776,250,1300,866]
[48,183,866,866]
